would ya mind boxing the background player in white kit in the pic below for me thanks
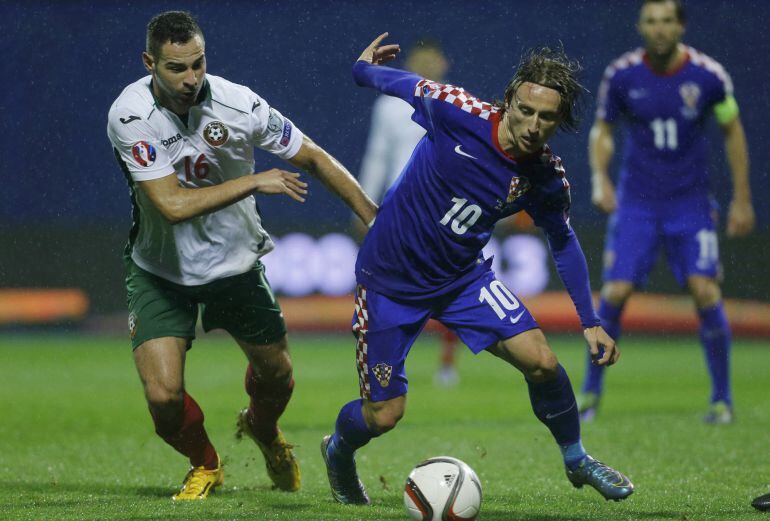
[107,11,376,500]
[355,39,463,386]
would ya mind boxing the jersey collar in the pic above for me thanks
[642,45,690,77]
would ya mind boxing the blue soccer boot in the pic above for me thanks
[321,435,371,505]
[566,455,634,501]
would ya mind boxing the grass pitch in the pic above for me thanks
[0,331,768,520]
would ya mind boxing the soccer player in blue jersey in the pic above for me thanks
[321,34,634,506]
[577,0,754,424]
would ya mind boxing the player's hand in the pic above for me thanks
[583,326,619,366]
[358,32,400,65]
[591,177,616,214]
[253,169,308,203]
[726,198,755,237]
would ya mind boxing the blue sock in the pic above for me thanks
[527,364,584,468]
[698,303,732,405]
[561,440,588,471]
[328,399,378,464]
[581,298,624,395]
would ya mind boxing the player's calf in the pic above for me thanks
[238,364,300,491]
[361,396,406,434]
[150,392,219,471]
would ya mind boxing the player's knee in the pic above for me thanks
[363,399,405,434]
[245,362,293,398]
[526,349,559,383]
[689,278,721,308]
[601,282,633,306]
[243,338,293,386]
[145,381,184,412]
[145,384,184,436]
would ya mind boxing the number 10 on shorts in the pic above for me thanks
[479,280,521,320]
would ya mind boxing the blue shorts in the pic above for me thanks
[603,196,720,286]
[351,269,539,402]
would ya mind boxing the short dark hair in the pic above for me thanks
[499,46,587,133]
[642,0,686,24]
[146,11,204,58]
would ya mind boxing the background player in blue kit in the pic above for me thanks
[577,0,754,424]
[321,34,634,506]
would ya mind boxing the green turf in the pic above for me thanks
[0,332,768,520]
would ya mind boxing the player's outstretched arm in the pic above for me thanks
[288,135,378,227]
[548,230,620,366]
[589,119,617,214]
[720,116,755,237]
[138,169,307,224]
[352,35,426,105]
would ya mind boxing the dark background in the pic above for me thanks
[1,0,767,314]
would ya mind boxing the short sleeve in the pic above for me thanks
[107,109,175,182]
[596,65,624,123]
[248,91,304,160]
[705,60,734,108]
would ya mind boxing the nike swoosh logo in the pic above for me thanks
[454,144,477,159]
[545,402,576,420]
[509,310,526,324]
[119,115,141,124]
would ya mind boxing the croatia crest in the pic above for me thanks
[372,362,393,388]
[506,176,531,203]
[679,82,701,119]
[131,141,156,167]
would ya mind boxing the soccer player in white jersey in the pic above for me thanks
[356,39,463,387]
[106,11,376,500]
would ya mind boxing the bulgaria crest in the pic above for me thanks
[203,121,229,146]
[507,176,531,203]
[372,363,393,388]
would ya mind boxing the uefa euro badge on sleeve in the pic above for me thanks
[372,363,393,388]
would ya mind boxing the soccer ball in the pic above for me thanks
[403,456,482,521]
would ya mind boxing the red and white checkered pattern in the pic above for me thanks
[687,46,733,95]
[597,48,644,120]
[352,284,371,398]
[540,144,567,180]
[414,79,498,120]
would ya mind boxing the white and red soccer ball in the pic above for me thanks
[404,456,482,521]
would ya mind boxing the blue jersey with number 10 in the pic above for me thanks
[353,61,598,327]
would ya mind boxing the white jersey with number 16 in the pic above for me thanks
[107,74,304,286]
